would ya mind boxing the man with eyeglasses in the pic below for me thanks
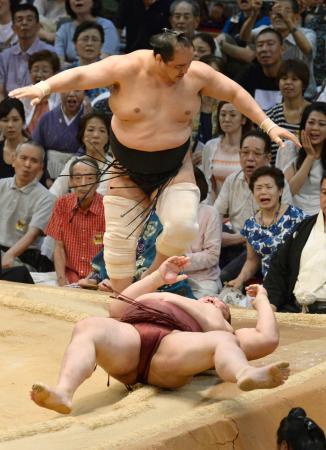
[215,129,292,283]
[0,4,55,101]
[10,30,299,294]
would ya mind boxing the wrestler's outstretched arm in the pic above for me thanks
[8,55,126,106]
[108,256,189,318]
[234,284,279,360]
[196,62,301,149]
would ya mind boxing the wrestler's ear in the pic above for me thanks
[155,53,164,64]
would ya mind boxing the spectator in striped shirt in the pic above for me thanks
[45,156,105,286]
[266,59,311,164]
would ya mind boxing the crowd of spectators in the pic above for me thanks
[0,0,325,315]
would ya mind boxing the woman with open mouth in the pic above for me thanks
[226,165,306,291]
[282,102,326,216]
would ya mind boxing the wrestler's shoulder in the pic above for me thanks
[188,60,221,79]
[103,50,148,73]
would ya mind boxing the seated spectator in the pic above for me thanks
[33,0,68,44]
[55,0,120,64]
[264,172,326,313]
[223,0,270,44]
[282,102,326,215]
[200,2,227,33]
[201,101,251,203]
[192,32,216,61]
[244,0,317,99]
[184,167,222,298]
[169,0,200,39]
[25,50,61,134]
[191,55,225,154]
[227,166,306,290]
[236,28,283,110]
[277,407,326,449]
[215,130,292,283]
[0,4,55,100]
[266,58,311,164]
[115,0,172,53]
[70,21,109,102]
[0,98,29,179]
[0,141,55,271]
[50,111,111,197]
[0,0,18,52]
[45,157,105,285]
[32,89,85,180]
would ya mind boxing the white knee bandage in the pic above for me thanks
[156,182,200,256]
[103,196,145,279]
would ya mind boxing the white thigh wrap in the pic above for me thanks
[155,182,200,256]
[103,196,145,279]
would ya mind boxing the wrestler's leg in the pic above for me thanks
[31,317,140,414]
[147,151,199,274]
[149,331,289,391]
[104,166,150,292]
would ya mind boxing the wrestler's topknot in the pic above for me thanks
[150,29,193,63]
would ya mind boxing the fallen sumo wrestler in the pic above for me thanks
[9,29,301,295]
[31,256,290,415]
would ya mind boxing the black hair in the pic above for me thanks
[77,111,110,151]
[69,156,100,177]
[199,54,225,73]
[170,0,200,17]
[65,0,102,19]
[249,166,284,192]
[216,101,252,138]
[73,20,105,43]
[256,27,283,45]
[28,50,61,74]
[296,102,326,172]
[194,166,208,202]
[240,129,272,154]
[0,97,25,123]
[277,407,326,450]
[321,171,326,187]
[192,32,216,55]
[150,29,193,63]
[278,59,310,93]
[11,3,39,22]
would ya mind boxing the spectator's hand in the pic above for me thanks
[8,85,45,106]
[250,0,263,15]
[2,251,14,268]
[158,256,189,285]
[271,2,295,30]
[226,278,243,290]
[301,130,320,160]
[269,125,301,148]
[98,278,113,292]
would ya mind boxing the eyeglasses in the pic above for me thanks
[239,150,267,157]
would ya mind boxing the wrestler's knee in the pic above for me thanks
[72,317,99,336]
[156,182,200,255]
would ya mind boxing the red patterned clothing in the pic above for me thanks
[46,193,105,283]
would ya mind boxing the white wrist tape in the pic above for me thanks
[260,117,278,135]
[34,80,51,98]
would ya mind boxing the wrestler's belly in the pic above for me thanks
[111,115,192,151]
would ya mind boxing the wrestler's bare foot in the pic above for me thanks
[30,383,72,414]
[237,362,290,391]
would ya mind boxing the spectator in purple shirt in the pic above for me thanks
[0,4,56,100]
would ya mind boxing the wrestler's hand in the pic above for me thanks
[245,284,267,298]
[269,126,301,149]
[158,256,189,285]
[8,85,44,106]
